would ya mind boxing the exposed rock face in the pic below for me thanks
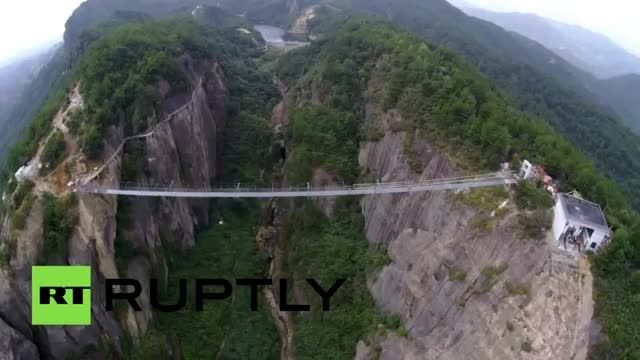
[0,57,228,359]
[358,108,593,359]
[0,316,39,360]
[289,5,319,37]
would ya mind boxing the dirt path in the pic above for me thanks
[32,83,83,195]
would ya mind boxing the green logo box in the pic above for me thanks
[31,266,91,325]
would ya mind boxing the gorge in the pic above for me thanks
[0,1,638,359]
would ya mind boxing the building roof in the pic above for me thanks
[558,193,608,229]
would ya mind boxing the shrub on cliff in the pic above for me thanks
[40,130,66,173]
[286,105,359,184]
[41,193,76,262]
[515,181,554,210]
[10,194,33,230]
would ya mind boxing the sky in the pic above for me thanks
[458,0,640,57]
[0,0,85,66]
[0,0,638,67]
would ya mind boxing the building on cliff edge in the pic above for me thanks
[553,193,611,253]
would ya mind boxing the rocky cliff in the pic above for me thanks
[356,102,593,359]
[0,56,228,359]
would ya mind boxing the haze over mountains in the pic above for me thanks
[0,46,57,114]
[458,6,640,79]
[448,1,640,133]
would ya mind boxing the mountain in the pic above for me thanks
[280,0,640,210]
[458,6,640,79]
[0,45,61,160]
[0,0,242,167]
[0,46,58,114]
[448,5,640,133]
[597,74,640,131]
[2,12,636,358]
[0,1,639,358]
[0,13,280,359]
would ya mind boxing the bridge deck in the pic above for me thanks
[77,173,517,198]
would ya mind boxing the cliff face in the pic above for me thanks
[0,56,228,359]
[357,101,593,359]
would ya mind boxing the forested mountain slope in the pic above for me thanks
[0,0,241,172]
[273,18,640,358]
[0,46,66,165]
[0,14,283,358]
[293,0,640,210]
[597,74,640,132]
[453,5,640,135]
[0,2,638,357]
[0,45,59,124]
[6,0,640,208]
[459,7,640,79]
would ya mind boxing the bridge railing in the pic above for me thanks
[78,171,516,194]
[352,171,512,187]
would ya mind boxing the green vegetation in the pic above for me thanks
[77,20,200,157]
[0,47,69,169]
[77,18,261,158]
[221,112,275,185]
[74,14,277,161]
[403,135,423,173]
[132,14,279,357]
[277,20,640,355]
[157,206,279,360]
[113,197,139,275]
[471,214,494,234]
[322,0,640,211]
[10,194,33,230]
[281,199,391,359]
[41,193,76,263]
[517,210,552,240]
[66,109,86,135]
[40,130,66,174]
[0,85,68,193]
[279,19,626,213]
[280,45,400,357]
[0,3,637,356]
[475,264,508,294]
[367,243,392,274]
[362,124,384,142]
[514,181,553,210]
[7,180,36,230]
[505,281,530,297]
[457,188,509,211]
[120,142,147,183]
[286,105,359,184]
[446,265,467,282]
[591,223,640,358]
[11,180,34,207]
[598,75,640,133]
[121,330,170,360]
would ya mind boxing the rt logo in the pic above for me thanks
[31,266,91,325]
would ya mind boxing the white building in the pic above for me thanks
[519,160,536,180]
[552,193,610,253]
[15,161,39,182]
